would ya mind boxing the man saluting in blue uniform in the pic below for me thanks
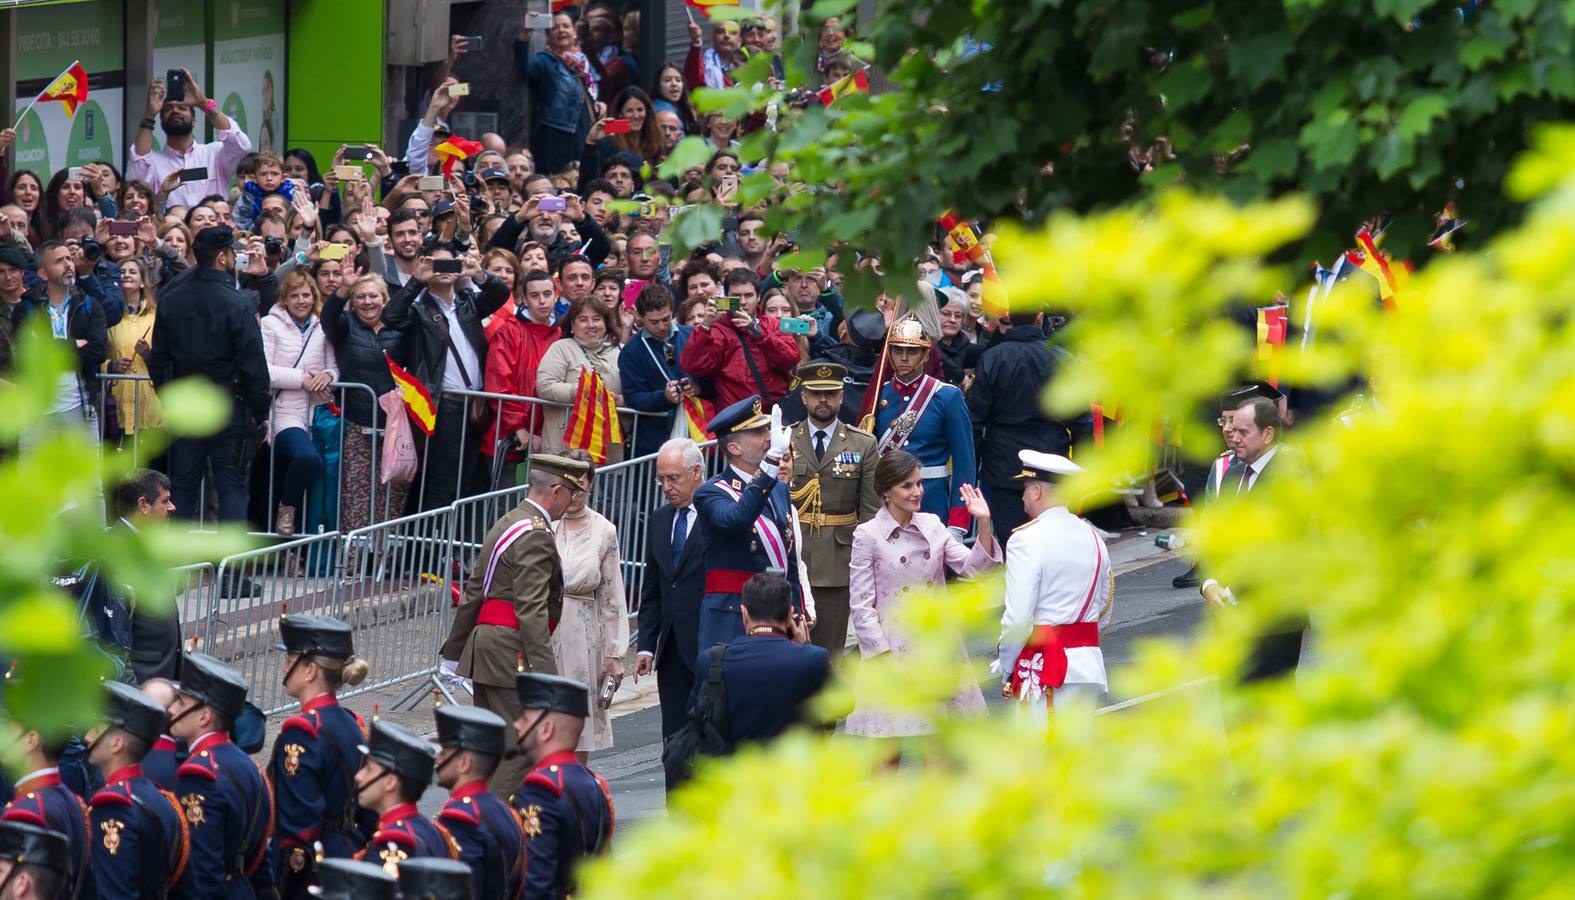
[433,703,524,899]
[872,314,977,532]
[85,681,190,900]
[693,396,814,652]
[509,673,614,900]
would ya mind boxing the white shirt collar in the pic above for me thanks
[809,421,836,443]
[1246,446,1278,474]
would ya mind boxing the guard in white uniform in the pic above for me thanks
[996,450,1113,710]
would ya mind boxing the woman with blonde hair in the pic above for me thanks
[157,221,195,268]
[261,269,338,535]
[322,273,411,532]
[269,613,372,894]
[105,258,165,442]
[550,449,628,760]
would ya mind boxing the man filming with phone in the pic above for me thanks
[128,68,252,212]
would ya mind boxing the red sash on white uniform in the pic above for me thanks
[1010,524,1106,701]
[714,479,788,570]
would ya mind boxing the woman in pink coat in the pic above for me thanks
[846,450,1000,740]
[260,269,338,535]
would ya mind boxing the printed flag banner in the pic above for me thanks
[385,353,437,435]
[435,136,484,179]
[564,367,624,463]
[939,210,1009,319]
[817,68,870,107]
[33,61,90,119]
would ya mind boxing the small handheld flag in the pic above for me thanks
[939,210,1009,319]
[685,0,741,8]
[817,68,870,107]
[14,60,89,129]
[385,352,437,435]
[564,367,623,464]
[434,136,483,179]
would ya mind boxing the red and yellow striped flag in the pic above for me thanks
[385,353,436,435]
[817,68,870,107]
[36,61,89,118]
[1256,303,1289,389]
[682,395,715,442]
[564,367,623,464]
[684,0,740,7]
[1346,228,1411,312]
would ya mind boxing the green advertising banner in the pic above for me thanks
[212,0,286,152]
[14,0,125,173]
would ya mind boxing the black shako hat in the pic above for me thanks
[275,613,355,659]
[311,858,397,900]
[103,680,168,745]
[433,703,507,758]
[514,672,590,719]
[396,857,474,900]
[357,719,437,785]
[172,652,249,722]
[0,821,70,875]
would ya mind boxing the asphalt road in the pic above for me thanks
[588,553,1203,830]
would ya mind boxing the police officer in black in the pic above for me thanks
[84,680,191,900]
[312,859,397,900]
[166,652,275,899]
[0,821,72,899]
[509,673,614,900]
[433,705,523,899]
[397,857,474,900]
[146,225,271,558]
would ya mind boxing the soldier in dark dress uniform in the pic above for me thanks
[269,614,374,897]
[84,681,190,900]
[351,721,460,876]
[136,678,181,790]
[433,704,524,899]
[165,652,275,899]
[396,857,474,900]
[312,858,398,900]
[509,673,614,900]
[0,725,93,899]
[692,396,807,654]
[0,821,73,899]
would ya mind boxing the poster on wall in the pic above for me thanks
[212,0,286,154]
[13,0,125,176]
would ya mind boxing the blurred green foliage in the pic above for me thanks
[583,117,1575,898]
[0,323,246,745]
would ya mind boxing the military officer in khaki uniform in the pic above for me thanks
[788,362,880,657]
[441,453,590,798]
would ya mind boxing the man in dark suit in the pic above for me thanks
[635,439,709,758]
[1201,396,1309,681]
[713,574,830,746]
[112,469,182,683]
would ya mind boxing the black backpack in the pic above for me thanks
[661,645,734,787]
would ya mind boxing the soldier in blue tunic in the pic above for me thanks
[84,681,190,900]
[1,723,93,898]
[509,673,614,900]
[692,396,810,653]
[269,614,373,897]
[872,315,978,532]
[166,652,275,899]
[432,704,523,899]
[351,721,459,876]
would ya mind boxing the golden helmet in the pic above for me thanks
[886,314,932,349]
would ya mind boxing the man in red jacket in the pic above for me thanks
[680,268,799,409]
[482,270,561,479]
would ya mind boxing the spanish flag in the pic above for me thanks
[434,135,483,179]
[564,367,623,464]
[685,0,740,7]
[35,61,89,119]
[682,395,715,442]
[1346,228,1411,312]
[1256,303,1289,389]
[385,353,437,435]
[939,210,1009,319]
[817,68,870,107]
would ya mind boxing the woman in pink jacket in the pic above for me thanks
[261,269,338,535]
[846,450,999,742]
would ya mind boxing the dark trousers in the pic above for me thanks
[170,420,249,522]
[270,426,324,510]
[1242,626,1307,682]
[476,681,528,800]
[414,395,481,513]
[809,584,851,661]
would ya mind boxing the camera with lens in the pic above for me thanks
[263,236,283,256]
[78,236,102,261]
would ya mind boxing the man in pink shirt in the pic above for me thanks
[127,69,252,212]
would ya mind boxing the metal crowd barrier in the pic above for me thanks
[165,434,728,719]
